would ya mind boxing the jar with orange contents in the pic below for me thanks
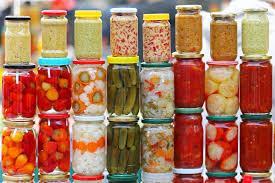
[3,175,34,183]
[39,174,70,183]
[1,121,36,176]
[72,115,106,175]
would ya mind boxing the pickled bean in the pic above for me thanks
[119,128,128,150]
[112,68,122,88]
[118,149,129,173]
[124,86,137,114]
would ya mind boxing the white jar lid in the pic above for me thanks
[173,168,203,174]
[110,8,137,13]
[73,115,105,122]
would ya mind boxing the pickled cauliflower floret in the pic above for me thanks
[208,66,233,83]
[205,79,218,95]
[231,69,239,83]
[218,79,238,97]
[224,96,239,115]
[207,94,226,115]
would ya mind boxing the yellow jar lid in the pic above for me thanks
[75,10,102,18]
[143,14,169,21]
[107,56,139,64]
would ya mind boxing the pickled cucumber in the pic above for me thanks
[120,69,132,87]
[129,67,137,86]
[107,64,113,85]
[127,146,136,172]
[132,88,139,115]
[119,128,128,150]
[118,149,129,173]
[107,85,117,113]
[123,86,137,114]
[110,147,119,173]
[127,128,136,148]
[113,128,119,147]
[115,88,127,115]
[112,68,122,88]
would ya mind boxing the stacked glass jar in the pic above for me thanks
[240,8,272,179]
[204,10,239,180]
[139,13,174,182]
[71,10,107,182]
[106,8,140,183]
[37,10,71,182]
[1,15,36,183]
[172,5,204,181]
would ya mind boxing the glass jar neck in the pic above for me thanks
[245,11,267,18]
[43,15,66,19]
[212,16,235,22]
[112,12,136,16]
[177,9,200,15]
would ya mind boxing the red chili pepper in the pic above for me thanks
[155,91,162,97]
[145,80,154,91]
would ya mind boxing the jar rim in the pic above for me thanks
[244,8,268,12]
[41,10,67,16]
[143,13,169,21]
[107,174,138,181]
[241,114,272,120]
[72,174,104,180]
[173,52,204,58]
[207,61,238,66]
[211,12,236,18]
[241,172,271,178]
[39,57,71,66]
[141,62,173,68]
[3,174,34,181]
[39,174,69,180]
[175,5,202,10]
[75,10,102,18]
[142,118,173,124]
[107,56,139,64]
[3,120,34,128]
[174,108,203,114]
[3,64,35,69]
[108,116,139,122]
[240,55,272,61]
[5,16,31,20]
[207,172,237,177]
[110,8,137,13]
[39,113,70,119]
[173,168,203,174]
[73,59,105,65]
[74,115,105,122]
[206,116,237,121]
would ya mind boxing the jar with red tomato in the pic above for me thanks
[241,172,272,183]
[240,55,272,114]
[37,57,72,114]
[173,53,205,108]
[174,108,203,169]
[2,121,36,176]
[2,64,36,121]
[205,172,238,183]
[240,114,272,172]
[3,174,34,183]
[39,174,70,183]
[173,169,203,183]
[205,61,239,116]
[206,116,238,172]
[38,114,70,175]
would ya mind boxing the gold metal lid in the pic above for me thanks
[3,174,34,181]
[211,12,236,18]
[172,52,204,58]
[241,172,271,178]
[3,121,34,128]
[244,8,268,12]
[176,5,202,10]
[240,55,272,60]
[39,174,70,181]
[108,116,139,122]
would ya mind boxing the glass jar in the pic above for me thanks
[72,60,106,116]
[241,173,272,183]
[142,172,174,183]
[39,174,70,183]
[205,61,239,116]
[206,116,238,172]
[37,58,72,114]
[175,5,202,53]
[107,56,140,119]
[174,108,203,169]
[107,175,138,183]
[240,114,272,172]
[141,119,174,173]
[143,14,171,62]
[41,10,68,58]
[240,56,272,114]
[2,121,36,176]
[140,63,174,118]
[210,13,237,61]
[74,10,102,59]
[72,174,104,183]
[5,16,31,64]
[2,64,36,121]
[107,119,140,174]
[242,8,269,56]
[38,114,70,175]
[3,175,34,183]
[110,8,138,57]
[205,172,238,183]
[173,169,203,183]
[72,116,106,175]
[173,53,205,108]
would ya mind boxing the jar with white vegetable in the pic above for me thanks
[140,63,174,118]
[72,174,104,183]
[205,61,239,116]
[72,115,106,175]
[72,60,106,116]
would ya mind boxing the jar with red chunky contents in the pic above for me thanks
[143,14,170,62]
[2,64,36,121]
[39,174,70,183]
[206,116,238,172]
[174,108,203,169]
[241,173,272,183]
[205,172,238,183]
[72,174,104,183]
[37,57,72,114]
[2,121,36,176]
[240,55,272,114]
[38,114,70,175]
[240,114,272,172]
[72,60,106,116]
[110,8,138,57]
[173,169,203,183]
[205,61,239,116]
[173,53,205,108]
[3,175,34,183]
